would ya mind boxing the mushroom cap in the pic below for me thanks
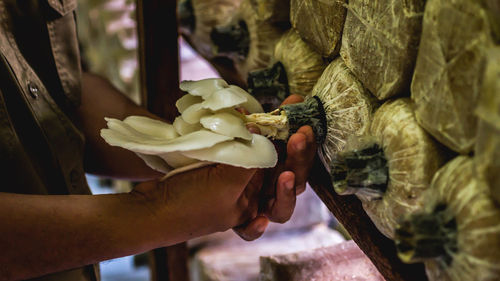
[200,112,253,140]
[101,119,233,154]
[123,116,179,139]
[182,133,277,168]
[173,116,204,135]
[180,78,229,97]
[176,94,203,113]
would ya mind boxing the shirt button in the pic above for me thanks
[27,82,39,99]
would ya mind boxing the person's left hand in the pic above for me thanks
[233,94,318,241]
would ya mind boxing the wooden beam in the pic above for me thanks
[308,156,428,281]
[136,0,189,280]
[137,0,183,122]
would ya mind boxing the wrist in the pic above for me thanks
[129,179,223,247]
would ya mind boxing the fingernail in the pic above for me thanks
[285,180,294,192]
[294,139,306,151]
[257,222,267,233]
[257,217,269,233]
[246,124,261,134]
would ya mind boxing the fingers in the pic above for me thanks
[246,123,261,134]
[235,107,250,115]
[266,171,296,223]
[233,215,269,241]
[285,126,317,194]
[281,94,304,105]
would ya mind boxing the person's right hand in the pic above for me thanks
[234,94,317,241]
[131,164,267,243]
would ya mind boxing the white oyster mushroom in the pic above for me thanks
[200,87,248,111]
[175,94,203,113]
[200,112,252,140]
[101,123,233,154]
[182,134,278,168]
[135,153,172,174]
[101,78,277,173]
[227,85,264,113]
[123,116,179,139]
[102,117,201,172]
[104,117,152,142]
[181,103,211,124]
[158,151,199,168]
[179,78,229,97]
[173,116,203,135]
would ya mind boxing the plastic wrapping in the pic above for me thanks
[178,0,242,59]
[249,0,290,23]
[340,0,424,100]
[244,58,375,166]
[475,46,500,206]
[274,30,326,97]
[210,0,284,80]
[411,0,493,154]
[247,29,326,102]
[395,156,500,281]
[481,0,500,43]
[332,98,446,238]
[314,58,377,168]
[290,0,346,58]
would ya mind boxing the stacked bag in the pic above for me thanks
[178,0,500,280]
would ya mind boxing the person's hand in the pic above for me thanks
[234,94,317,241]
[132,94,317,242]
[132,164,267,241]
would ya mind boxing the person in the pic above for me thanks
[0,1,317,280]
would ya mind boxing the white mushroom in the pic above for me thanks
[104,117,153,141]
[102,78,278,173]
[200,87,248,111]
[135,153,172,173]
[200,112,253,140]
[182,134,278,168]
[173,116,203,135]
[158,151,199,168]
[179,78,229,97]
[228,85,264,113]
[123,116,179,139]
[175,94,203,113]
[181,103,212,124]
[101,123,233,154]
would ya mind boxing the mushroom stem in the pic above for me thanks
[395,204,458,265]
[210,20,250,57]
[330,142,388,200]
[245,96,327,144]
[245,96,327,143]
[283,96,327,143]
[178,0,195,33]
[247,62,290,102]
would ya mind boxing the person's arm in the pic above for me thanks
[78,74,316,239]
[77,72,164,180]
[0,165,260,281]
[77,72,318,235]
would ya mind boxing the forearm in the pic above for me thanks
[78,72,163,180]
[0,189,207,280]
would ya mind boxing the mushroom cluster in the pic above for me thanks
[100,78,278,176]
